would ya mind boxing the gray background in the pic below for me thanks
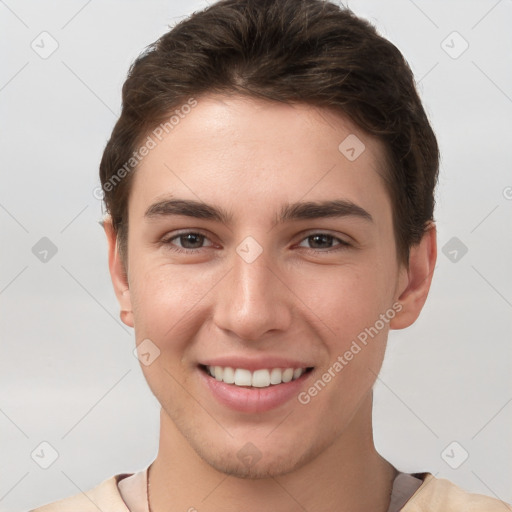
[1,0,511,510]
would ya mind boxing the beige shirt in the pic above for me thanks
[30,466,512,512]
[117,467,424,512]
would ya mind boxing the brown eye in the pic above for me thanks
[176,233,205,249]
[297,233,350,252]
[161,231,214,254]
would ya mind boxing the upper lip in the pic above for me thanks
[199,356,314,372]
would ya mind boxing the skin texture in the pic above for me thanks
[104,94,436,511]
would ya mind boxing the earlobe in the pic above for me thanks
[390,222,437,330]
[119,289,134,328]
[103,216,134,328]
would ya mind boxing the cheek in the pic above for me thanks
[302,268,392,412]
[289,261,394,340]
[130,263,189,335]
[129,260,220,348]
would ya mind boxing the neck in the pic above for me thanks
[148,392,397,512]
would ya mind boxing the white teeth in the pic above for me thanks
[234,368,252,386]
[270,368,282,385]
[282,368,294,383]
[252,369,270,388]
[205,365,307,387]
[222,366,235,384]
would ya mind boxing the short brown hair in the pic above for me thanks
[99,0,439,266]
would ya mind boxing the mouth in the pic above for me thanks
[199,364,314,388]
[197,357,316,413]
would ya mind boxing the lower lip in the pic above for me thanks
[199,367,313,413]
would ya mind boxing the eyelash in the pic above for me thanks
[160,230,351,255]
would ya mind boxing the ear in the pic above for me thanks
[390,222,437,330]
[103,216,134,328]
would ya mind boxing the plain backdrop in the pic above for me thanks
[1,1,511,510]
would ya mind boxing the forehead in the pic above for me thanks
[128,94,391,224]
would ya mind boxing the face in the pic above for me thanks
[107,94,428,478]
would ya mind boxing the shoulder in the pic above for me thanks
[29,473,131,512]
[403,473,512,512]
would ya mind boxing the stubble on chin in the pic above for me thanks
[175,418,329,480]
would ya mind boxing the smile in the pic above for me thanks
[202,365,313,387]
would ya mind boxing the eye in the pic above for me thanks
[161,231,214,254]
[297,233,351,252]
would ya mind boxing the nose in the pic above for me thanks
[212,245,293,342]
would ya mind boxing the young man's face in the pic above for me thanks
[107,94,430,478]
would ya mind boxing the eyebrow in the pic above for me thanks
[144,198,373,225]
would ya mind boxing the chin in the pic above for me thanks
[188,430,325,480]
[199,448,309,479]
